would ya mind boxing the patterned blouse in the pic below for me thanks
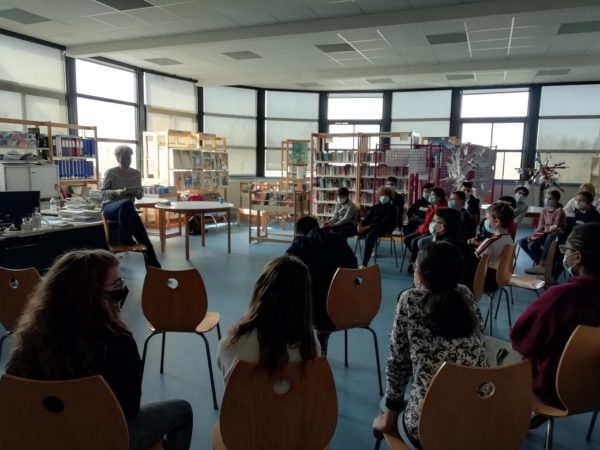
[385,285,488,442]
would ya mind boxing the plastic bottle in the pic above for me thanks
[31,207,42,228]
[50,198,58,212]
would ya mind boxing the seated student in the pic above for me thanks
[511,223,600,409]
[566,191,600,232]
[100,145,160,268]
[6,249,193,450]
[461,181,481,227]
[514,186,530,225]
[432,208,479,291]
[385,176,406,230]
[322,186,358,237]
[285,216,357,353]
[356,186,397,268]
[472,202,515,293]
[372,242,487,448]
[404,182,434,235]
[405,187,447,271]
[448,190,474,242]
[520,190,566,275]
[498,196,518,240]
[217,256,320,380]
[563,183,600,218]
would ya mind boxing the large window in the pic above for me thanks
[391,90,451,142]
[265,91,318,176]
[537,84,600,183]
[460,89,529,180]
[204,86,256,175]
[75,60,138,174]
[145,73,197,133]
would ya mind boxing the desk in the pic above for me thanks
[156,201,234,260]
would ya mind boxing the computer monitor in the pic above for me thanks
[0,191,41,227]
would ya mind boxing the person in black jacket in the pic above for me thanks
[357,186,397,268]
[6,249,193,450]
[404,182,434,234]
[385,177,405,231]
[286,216,358,354]
[461,181,481,228]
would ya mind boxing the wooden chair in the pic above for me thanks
[0,374,129,450]
[213,357,338,450]
[478,244,514,336]
[140,267,221,410]
[381,360,532,450]
[508,238,557,304]
[0,266,41,361]
[101,213,148,266]
[324,265,383,395]
[532,325,600,450]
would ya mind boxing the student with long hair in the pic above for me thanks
[217,255,320,380]
[373,242,487,449]
[6,249,192,450]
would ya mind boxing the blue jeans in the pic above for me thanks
[518,233,554,265]
[128,400,193,450]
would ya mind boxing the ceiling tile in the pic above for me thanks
[307,2,363,19]
[96,0,154,11]
[426,32,467,45]
[154,19,206,33]
[0,8,50,24]
[201,0,260,16]
[360,48,400,60]
[351,40,390,52]
[316,42,355,53]
[536,68,570,76]
[407,0,459,8]
[355,0,410,13]
[223,51,262,60]
[465,15,513,31]
[268,6,317,22]
[470,39,509,51]
[162,2,221,19]
[469,29,510,42]
[339,28,385,42]
[91,11,147,27]
[145,57,182,65]
[62,16,116,31]
[126,7,179,24]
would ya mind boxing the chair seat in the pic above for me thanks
[108,243,147,253]
[533,396,569,418]
[510,274,545,290]
[383,432,410,450]
[196,311,220,333]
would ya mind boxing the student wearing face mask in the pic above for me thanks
[510,223,600,409]
[404,183,435,235]
[566,191,600,232]
[385,177,406,231]
[563,183,600,218]
[448,190,475,242]
[514,186,530,225]
[322,186,358,237]
[519,190,566,275]
[356,186,397,268]
[461,181,481,227]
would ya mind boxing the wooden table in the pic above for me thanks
[155,201,234,260]
[135,197,182,238]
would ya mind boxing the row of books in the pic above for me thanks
[53,136,96,157]
[314,150,357,163]
[315,166,356,176]
[54,160,95,179]
[314,178,356,189]
[360,166,409,177]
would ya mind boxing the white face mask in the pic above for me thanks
[338,196,348,204]
[515,193,526,203]
[380,195,390,204]
[563,251,579,277]
[422,191,429,200]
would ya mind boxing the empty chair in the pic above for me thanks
[213,357,337,450]
[509,237,557,301]
[380,361,533,450]
[0,266,41,360]
[532,325,600,450]
[322,265,383,395]
[140,267,221,410]
[101,212,148,266]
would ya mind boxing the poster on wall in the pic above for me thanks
[291,142,309,165]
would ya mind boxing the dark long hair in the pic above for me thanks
[7,249,127,379]
[227,255,318,378]
[568,222,600,274]
[416,242,477,339]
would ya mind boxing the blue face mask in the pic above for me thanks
[428,194,438,204]
[428,221,437,235]
[484,219,495,234]
[544,198,554,207]
[380,195,390,204]
[447,199,457,209]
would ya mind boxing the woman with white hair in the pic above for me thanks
[100,145,161,268]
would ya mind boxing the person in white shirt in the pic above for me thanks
[217,255,320,381]
[563,183,600,218]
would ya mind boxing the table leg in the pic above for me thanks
[159,209,166,253]
[185,212,190,260]
[201,214,206,247]
[227,209,231,253]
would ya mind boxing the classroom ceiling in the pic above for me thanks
[2,0,600,90]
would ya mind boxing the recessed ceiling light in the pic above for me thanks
[95,0,153,11]
[144,58,182,65]
[0,8,50,24]
[557,20,600,35]
[427,32,467,45]
[536,69,570,77]
[223,51,262,60]
[315,43,355,53]
[446,74,475,80]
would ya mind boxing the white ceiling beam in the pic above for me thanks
[68,0,600,56]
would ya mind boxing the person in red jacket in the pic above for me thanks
[404,187,447,272]
[510,222,600,409]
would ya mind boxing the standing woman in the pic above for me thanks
[6,249,193,450]
[217,255,320,381]
[100,145,160,268]
[373,242,487,449]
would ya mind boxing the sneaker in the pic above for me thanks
[359,265,366,269]
[525,265,545,275]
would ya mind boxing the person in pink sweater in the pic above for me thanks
[510,223,600,407]
[518,189,566,274]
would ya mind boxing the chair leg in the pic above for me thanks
[545,418,554,450]
[140,331,160,382]
[374,438,382,450]
[400,246,408,272]
[503,288,512,326]
[344,330,348,367]
[160,332,166,374]
[365,326,383,396]
[216,323,222,340]
[587,411,598,441]
[198,333,219,410]
[509,286,515,304]
[374,240,379,263]
[392,238,398,268]
[142,250,149,268]
[494,288,503,319]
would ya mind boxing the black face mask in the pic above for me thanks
[107,285,129,309]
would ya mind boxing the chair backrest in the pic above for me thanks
[219,357,337,450]
[472,252,489,301]
[0,374,129,450]
[495,244,515,288]
[543,238,558,285]
[0,266,41,331]
[419,361,532,450]
[555,325,600,415]
[141,267,208,332]
[326,265,381,330]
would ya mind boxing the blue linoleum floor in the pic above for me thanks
[3,222,598,450]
